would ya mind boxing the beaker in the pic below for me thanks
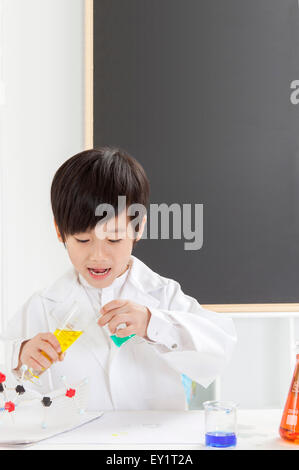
[203,400,237,448]
[280,342,299,443]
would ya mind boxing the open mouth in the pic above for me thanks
[87,267,111,279]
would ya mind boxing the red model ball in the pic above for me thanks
[5,401,15,413]
[65,388,76,398]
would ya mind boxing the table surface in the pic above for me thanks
[2,409,299,450]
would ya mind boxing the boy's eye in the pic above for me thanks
[75,238,89,243]
[75,238,122,243]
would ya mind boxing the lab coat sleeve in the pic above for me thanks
[2,292,47,374]
[144,280,237,388]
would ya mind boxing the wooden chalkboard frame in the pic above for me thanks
[84,0,299,313]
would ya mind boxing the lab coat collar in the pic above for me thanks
[41,255,166,305]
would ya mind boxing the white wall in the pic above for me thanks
[0,0,85,333]
[219,316,297,409]
[190,314,298,410]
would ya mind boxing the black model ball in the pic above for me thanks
[15,385,25,395]
[41,396,52,407]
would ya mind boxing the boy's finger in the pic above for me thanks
[97,310,117,326]
[39,340,59,363]
[101,299,127,314]
[115,325,135,338]
[35,351,52,369]
[41,333,62,354]
[108,314,132,333]
[29,357,45,371]
[98,306,130,326]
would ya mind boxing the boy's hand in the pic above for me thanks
[18,333,65,372]
[97,300,152,339]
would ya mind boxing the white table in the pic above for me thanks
[3,409,298,450]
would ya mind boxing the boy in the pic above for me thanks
[4,147,236,410]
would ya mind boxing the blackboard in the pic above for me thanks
[92,0,299,306]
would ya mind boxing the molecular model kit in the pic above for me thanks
[0,365,96,445]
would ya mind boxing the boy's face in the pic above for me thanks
[54,210,146,288]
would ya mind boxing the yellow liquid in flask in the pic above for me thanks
[53,329,83,353]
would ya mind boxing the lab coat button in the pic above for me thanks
[171,343,178,349]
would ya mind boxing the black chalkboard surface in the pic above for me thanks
[93,0,299,306]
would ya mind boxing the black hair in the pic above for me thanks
[51,147,150,244]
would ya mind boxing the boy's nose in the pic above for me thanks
[89,244,109,262]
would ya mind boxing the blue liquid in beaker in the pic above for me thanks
[205,431,237,448]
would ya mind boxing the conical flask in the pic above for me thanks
[279,342,299,443]
[28,301,87,379]
[52,301,85,353]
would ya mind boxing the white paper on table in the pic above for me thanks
[0,411,104,446]
[0,376,104,446]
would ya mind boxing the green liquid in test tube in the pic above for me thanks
[110,333,135,347]
[100,317,135,347]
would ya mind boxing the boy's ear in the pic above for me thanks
[135,214,147,242]
[53,218,63,243]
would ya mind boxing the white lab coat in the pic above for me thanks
[3,255,237,411]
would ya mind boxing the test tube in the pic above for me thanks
[97,314,135,347]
